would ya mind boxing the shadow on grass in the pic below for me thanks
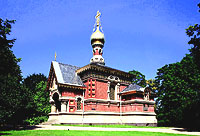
[0,133,11,136]
[172,128,200,132]
[0,125,42,131]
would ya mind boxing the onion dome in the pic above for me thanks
[90,11,105,47]
[90,11,105,65]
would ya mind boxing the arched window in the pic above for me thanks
[109,85,115,100]
[77,98,81,110]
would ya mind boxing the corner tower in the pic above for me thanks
[90,11,105,65]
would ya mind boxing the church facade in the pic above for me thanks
[47,11,157,126]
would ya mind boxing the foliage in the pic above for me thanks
[0,19,49,126]
[22,73,47,118]
[186,3,200,68]
[155,54,200,128]
[23,74,50,125]
[146,79,157,94]
[33,81,50,115]
[0,18,25,125]
[23,73,47,92]
[25,116,49,126]
[155,3,200,129]
[129,69,146,87]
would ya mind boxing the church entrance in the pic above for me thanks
[53,92,61,112]
[109,84,115,100]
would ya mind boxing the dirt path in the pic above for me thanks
[33,125,200,135]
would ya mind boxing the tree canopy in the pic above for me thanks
[129,69,146,87]
[0,19,25,125]
[22,73,50,125]
[186,3,200,68]
[155,54,200,127]
[0,19,50,126]
[155,3,200,129]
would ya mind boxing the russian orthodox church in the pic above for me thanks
[47,11,157,126]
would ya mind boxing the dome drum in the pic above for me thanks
[91,39,104,47]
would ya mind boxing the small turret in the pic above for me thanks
[90,11,105,65]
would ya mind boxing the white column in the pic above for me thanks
[61,101,67,112]
[67,101,69,112]
[116,83,120,100]
[51,102,56,113]
[107,81,110,100]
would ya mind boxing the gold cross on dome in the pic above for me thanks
[95,10,101,25]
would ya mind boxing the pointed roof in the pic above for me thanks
[51,61,85,87]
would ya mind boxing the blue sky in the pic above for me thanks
[1,0,199,79]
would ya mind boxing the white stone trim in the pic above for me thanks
[52,61,64,84]
[50,89,62,102]
[107,75,120,82]
[48,113,157,124]
[84,98,155,104]
[115,84,118,100]
[59,82,84,87]
[107,81,110,100]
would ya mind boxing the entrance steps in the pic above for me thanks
[41,119,59,125]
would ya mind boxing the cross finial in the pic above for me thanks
[55,52,57,61]
[95,10,101,26]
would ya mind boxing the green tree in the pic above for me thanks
[23,73,50,125]
[155,3,200,129]
[186,3,200,68]
[0,18,25,125]
[155,54,200,127]
[129,69,146,87]
[23,73,47,118]
[23,73,47,92]
[146,79,157,94]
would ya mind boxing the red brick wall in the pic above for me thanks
[84,79,97,99]
[61,89,83,97]
[95,80,108,99]
[58,82,155,113]
[84,103,120,112]
[148,105,155,112]
[84,80,131,100]
[84,102,154,112]
[83,79,108,99]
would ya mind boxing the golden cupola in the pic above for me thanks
[90,11,105,65]
[90,11,105,47]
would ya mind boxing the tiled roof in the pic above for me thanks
[120,83,144,94]
[59,63,84,86]
[52,61,84,87]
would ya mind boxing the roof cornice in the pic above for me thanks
[76,64,134,78]
[58,83,86,90]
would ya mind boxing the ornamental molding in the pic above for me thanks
[50,89,61,103]
[107,75,120,82]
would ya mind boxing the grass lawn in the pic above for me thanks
[0,130,194,136]
[53,124,170,129]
